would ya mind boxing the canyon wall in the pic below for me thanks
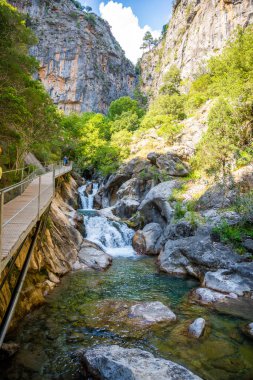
[0,175,83,328]
[141,0,253,96]
[10,0,136,113]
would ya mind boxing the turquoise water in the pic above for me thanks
[2,256,253,380]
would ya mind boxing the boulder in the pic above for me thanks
[112,199,140,219]
[132,223,163,255]
[156,153,189,177]
[158,234,242,279]
[188,318,206,338]
[78,239,112,270]
[203,270,251,296]
[246,322,253,338]
[153,221,196,255]
[139,180,180,226]
[116,177,152,203]
[193,287,238,305]
[129,301,176,323]
[242,239,253,253]
[80,345,203,380]
[147,151,159,165]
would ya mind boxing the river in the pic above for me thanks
[2,182,253,380]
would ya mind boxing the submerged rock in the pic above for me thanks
[129,301,176,323]
[80,345,203,380]
[78,239,112,271]
[188,318,206,338]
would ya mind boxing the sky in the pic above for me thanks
[80,1,172,64]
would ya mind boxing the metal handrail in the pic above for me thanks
[2,166,35,175]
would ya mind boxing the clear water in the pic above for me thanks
[2,183,253,380]
[2,257,253,380]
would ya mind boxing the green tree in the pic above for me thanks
[141,31,155,51]
[108,96,144,120]
[0,0,60,168]
[194,98,240,178]
[159,65,181,95]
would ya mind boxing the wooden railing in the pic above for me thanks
[0,161,72,274]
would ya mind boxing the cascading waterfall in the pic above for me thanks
[79,183,99,210]
[79,182,136,257]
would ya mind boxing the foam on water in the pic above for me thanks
[79,182,136,258]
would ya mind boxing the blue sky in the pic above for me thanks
[80,1,172,63]
[81,0,171,30]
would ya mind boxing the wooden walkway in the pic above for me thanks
[0,163,72,274]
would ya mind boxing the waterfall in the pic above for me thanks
[78,183,99,210]
[78,182,136,258]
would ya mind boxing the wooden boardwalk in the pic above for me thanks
[0,163,72,274]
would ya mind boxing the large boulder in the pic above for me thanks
[112,199,140,219]
[156,153,189,177]
[155,221,196,253]
[80,345,203,380]
[138,180,180,226]
[116,177,152,203]
[78,239,112,271]
[129,301,176,323]
[158,234,242,279]
[133,223,163,255]
[102,158,152,206]
[203,270,252,296]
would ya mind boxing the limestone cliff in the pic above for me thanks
[10,0,136,113]
[0,175,83,328]
[141,0,253,96]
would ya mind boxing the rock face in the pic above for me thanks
[0,175,83,328]
[80,345,203,380]
[141,0,253,95]
[188,318,206,338]
[11,0,136,113]
[78,239,112,270]
[129,301,176,323]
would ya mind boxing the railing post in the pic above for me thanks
[53,166,56,197]
[38,176,41,220]
[20,168,24,195]
[0,191,4,275]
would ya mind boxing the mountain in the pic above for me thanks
[9,0,136,114]
[141,0,253,96]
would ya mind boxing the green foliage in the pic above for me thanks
[108,96,144,120]
[234,191,253,223]
[159,65,181,96]
[60,96,145,175]
[212,220,253,252]
[0,0,61,169]
[193,98,240,177]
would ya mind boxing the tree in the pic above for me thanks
[85,6,92,13]
[161,24,168,39]
[194,98,240,179]
[141,31,155,51]
[0,0,60,168]
[107,96,144,120]
[159,65,181,95]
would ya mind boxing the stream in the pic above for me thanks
[2,183,253,380]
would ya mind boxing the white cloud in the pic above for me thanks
[99,1,160,64]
